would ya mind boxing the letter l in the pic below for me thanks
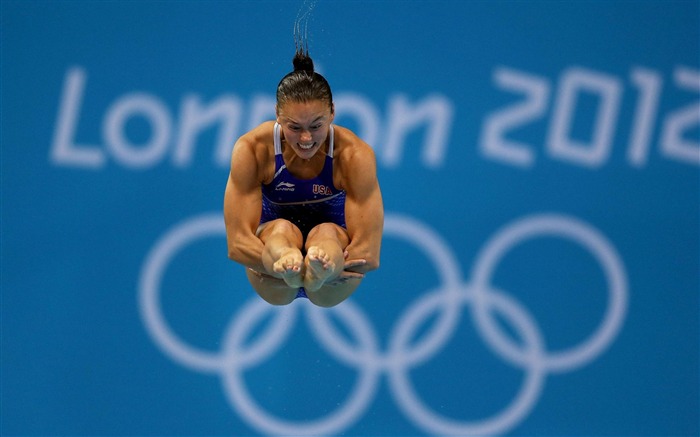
[50,67,104,168]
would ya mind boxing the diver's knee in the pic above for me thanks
[306,222,347,244]
[260,219,303,240]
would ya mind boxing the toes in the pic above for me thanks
[307,246,330,266]
[274,253,302,275]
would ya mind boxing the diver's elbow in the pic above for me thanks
[363,256,380,272]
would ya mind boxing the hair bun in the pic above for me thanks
[292,52,315,74]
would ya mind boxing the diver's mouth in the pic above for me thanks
[298,142,316,150]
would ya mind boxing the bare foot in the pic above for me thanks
[304,246,337,291]
[272,249,304,288]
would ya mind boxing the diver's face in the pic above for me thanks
[277,100,334,160]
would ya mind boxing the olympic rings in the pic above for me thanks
[138,211,628,435]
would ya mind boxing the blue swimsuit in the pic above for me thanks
[260,122,347,298]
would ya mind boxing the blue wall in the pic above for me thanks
[2,1,698,435]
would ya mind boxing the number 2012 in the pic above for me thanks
[480,66,700,169]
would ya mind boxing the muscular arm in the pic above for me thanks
[223,136,268,273]
[341,139,384,274]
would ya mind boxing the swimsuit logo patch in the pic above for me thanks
[275,181,295,191]
[313,184,333,195]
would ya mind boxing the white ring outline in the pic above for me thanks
[388,284,546,436]
[307,300,382,369]
[470,213,628,372]
[379,214,465,368]
[139,213,230,372]
[219,300,381,436]
[218,297,300,369]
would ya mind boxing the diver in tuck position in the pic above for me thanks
[223,46,383,307]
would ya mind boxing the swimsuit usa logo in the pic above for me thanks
[313,184,333,195]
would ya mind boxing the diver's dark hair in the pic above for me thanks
[277,0,332,112]
[276,49,334,112]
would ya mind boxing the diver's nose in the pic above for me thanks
[300,130,312,142]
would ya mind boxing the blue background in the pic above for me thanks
[2,0,698,435]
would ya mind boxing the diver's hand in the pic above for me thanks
[325,251,366,286]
